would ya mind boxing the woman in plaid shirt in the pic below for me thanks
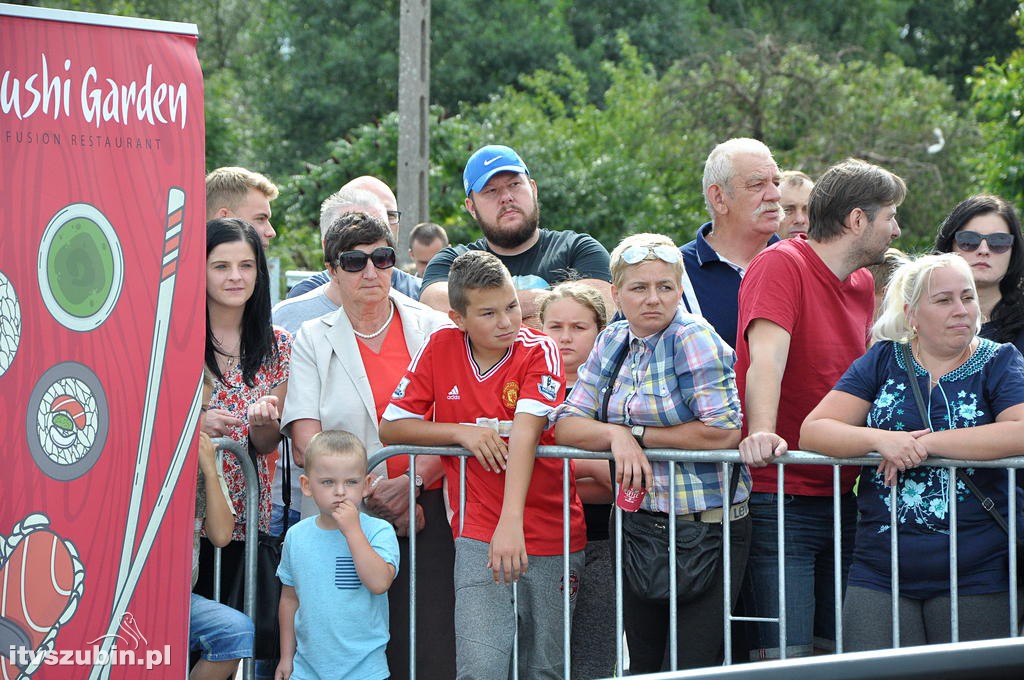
[553,232,750,673]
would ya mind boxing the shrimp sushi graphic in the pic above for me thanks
[0,514,86,679]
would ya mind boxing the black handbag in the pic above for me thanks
[899,342,1024,587]
[599,339,739,602]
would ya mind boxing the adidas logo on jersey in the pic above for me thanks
[447,385,461,400]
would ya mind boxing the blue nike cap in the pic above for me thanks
[463,145,530,196]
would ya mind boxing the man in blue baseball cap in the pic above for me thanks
[420,144,613,326]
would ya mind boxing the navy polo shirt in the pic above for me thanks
[679,222,780,349]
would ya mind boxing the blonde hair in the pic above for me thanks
[872,253,980,343]
[303,430,367,475]
[205,167,279,219]
[609,233,682,288]
[866,247,909,295]
[539,281,608,331]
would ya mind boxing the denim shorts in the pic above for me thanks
[189,593,254,662]
[269,503,301,538]
[741,492,856,660]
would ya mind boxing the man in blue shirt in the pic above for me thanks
[678,138,783,348]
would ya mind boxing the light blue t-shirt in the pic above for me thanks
[278,514,400,680]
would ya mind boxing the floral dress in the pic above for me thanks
[833,339,1024,598]
[209,327,292,541]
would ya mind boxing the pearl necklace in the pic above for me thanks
[351,300,395,340]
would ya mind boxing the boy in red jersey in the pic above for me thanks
[380,250,585,680]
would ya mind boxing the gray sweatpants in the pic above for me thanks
[453,537,585,680]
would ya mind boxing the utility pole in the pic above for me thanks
[396,0,430,267]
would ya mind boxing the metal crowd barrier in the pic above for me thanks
[369,445,1024,679]
[211,437,258,680]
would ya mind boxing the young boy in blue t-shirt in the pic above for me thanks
[275,430,399,680]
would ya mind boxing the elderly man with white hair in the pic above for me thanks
[677,138,783,349]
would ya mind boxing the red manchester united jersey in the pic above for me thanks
[383,326,585,554]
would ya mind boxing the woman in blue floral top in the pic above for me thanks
[801,253,1024,650]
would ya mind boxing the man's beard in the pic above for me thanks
[478,199,541,250]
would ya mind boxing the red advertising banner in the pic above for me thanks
[0,6,205,678]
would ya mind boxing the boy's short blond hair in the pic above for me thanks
[304,430,367,474]
[205,166,279,219]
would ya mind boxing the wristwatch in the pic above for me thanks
[630,425,646,447]
[405,472,424,488]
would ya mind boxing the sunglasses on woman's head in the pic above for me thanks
[954,230,1014,254]
[621,244,681,265]
[336,247,397,272]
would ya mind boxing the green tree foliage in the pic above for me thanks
[901,0,1021,99]
[969,14,1024,206]
[658,39,980,249]
[276,35,981,268]
[709,0,911,57]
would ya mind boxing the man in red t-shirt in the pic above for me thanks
[734,158,906,659]
[380,250,585,679]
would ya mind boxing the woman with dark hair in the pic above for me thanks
[198,217,291,554]
[934,194,1024,353]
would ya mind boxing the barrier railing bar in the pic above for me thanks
[624,636,1024,680]
[949,465,960,644]
[669,460,679,670]
[213,437,258,680]
[832,465,843,654]
[722,461,733,666]
[614,495,624,676]
[776,464,786,659]
[367,445,1024,677]
[408,454,418,680]
[1011,467,1019,635]
[890,483,900,648]
[563,457,571,678]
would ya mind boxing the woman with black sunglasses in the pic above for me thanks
[934,194,1024,354]
[280,212,456,679]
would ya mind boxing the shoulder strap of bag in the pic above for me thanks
[599,338,632,423]
[281,436,292,534]
[899,342,1009,534]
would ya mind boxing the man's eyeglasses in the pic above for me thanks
[335,247,396,273]
[387,210,402,226]
[954,230,1014,254]
[621,244,681,265]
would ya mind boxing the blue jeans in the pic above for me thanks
[189,593,254,661]
[268,503,300,537]
[742,492,856,660]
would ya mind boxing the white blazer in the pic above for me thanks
[281,290,451,517]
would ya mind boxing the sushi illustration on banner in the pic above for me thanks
[26,362,109,482]
[0,514,86,679]
[37,203,124,333]
[0,272,19,378]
